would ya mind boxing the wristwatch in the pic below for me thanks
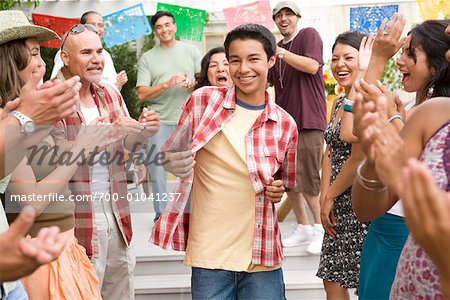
[277,48,286,60]
[9,110,36,136]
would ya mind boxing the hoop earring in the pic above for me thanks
[426,85,434,100]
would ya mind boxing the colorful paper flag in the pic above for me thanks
[223,0,275,32]
[103,4,152,48]
[350,5,399,34]
[32,13,78,48]
[156,2,206,42]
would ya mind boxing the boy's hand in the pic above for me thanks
[265,177,285,203]
[161,150,195,178]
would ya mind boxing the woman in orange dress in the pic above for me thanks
[0,10,105,300]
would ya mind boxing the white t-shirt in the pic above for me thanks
[80,105,111,213]
[387,101,416,218]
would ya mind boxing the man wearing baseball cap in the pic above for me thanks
[269,1,326,254]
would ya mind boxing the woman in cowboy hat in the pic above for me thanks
[0,10,102,299]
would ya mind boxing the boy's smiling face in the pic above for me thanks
[228,38,275,105]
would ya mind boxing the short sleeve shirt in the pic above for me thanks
[136,42,202,124]
[268,28,327,131]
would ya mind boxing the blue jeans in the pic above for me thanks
[191,267,285,300]
[146,124,176,221]
[1,282,28,300]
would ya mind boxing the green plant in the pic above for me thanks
[381,54,402,94]
[108,31,155,119]
[40,47,58,81]
[0,0,39,10]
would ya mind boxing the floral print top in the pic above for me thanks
[390,121,450,299]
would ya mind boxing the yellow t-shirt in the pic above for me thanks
[185,102,280,272]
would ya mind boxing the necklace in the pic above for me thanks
[278,39,294,89]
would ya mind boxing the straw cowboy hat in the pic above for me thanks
[0,10,59,45]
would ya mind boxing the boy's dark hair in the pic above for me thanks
[151,11,176,27]
[332,31,367,52]
[80,11,101,24]
[224,24,276,60]
[408,19,450,101]
[194,46,225,90]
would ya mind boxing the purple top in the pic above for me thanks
[268,27,326,131]
[390,120,450,299]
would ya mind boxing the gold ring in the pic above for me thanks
[382,31,389,36]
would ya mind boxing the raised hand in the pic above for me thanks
[116,70,128,91]
[372,13,406,62]
[19,69,81,125]
[352,91,377,140]
[355,79,399,117]
[357,97,405,193]
[359,34,374,72]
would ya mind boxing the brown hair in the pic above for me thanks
[0,38,30,108]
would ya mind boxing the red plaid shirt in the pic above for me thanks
[150,86,298,266]
[53,73,132,259]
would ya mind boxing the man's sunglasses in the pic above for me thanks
[60,24,99,50]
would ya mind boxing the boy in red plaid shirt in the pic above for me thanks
[151,24,298,299]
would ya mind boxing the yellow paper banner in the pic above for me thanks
[417,0,450,20]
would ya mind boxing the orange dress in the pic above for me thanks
[21,229,101,300]
[17,138,101,299]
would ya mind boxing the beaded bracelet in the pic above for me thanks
[343,98,354,113]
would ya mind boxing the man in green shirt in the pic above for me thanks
[136,11,201,221]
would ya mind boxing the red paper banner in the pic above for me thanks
[223,0,275,32]
[32,13,79,48]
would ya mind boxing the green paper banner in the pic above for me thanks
[156,2,206,42]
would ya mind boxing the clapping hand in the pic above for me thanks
[138,108,160,138]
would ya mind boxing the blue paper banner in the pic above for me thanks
[350,5,398,34]
[103,4,152,48]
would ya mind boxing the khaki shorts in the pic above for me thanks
[288,129,324,195]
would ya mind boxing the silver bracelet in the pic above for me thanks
[388,114,403,123]
[356,160,387,192]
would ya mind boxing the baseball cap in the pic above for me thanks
[272,1,301,19]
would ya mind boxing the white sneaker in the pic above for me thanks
[306,224,325,254]
[282,224,313,247]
